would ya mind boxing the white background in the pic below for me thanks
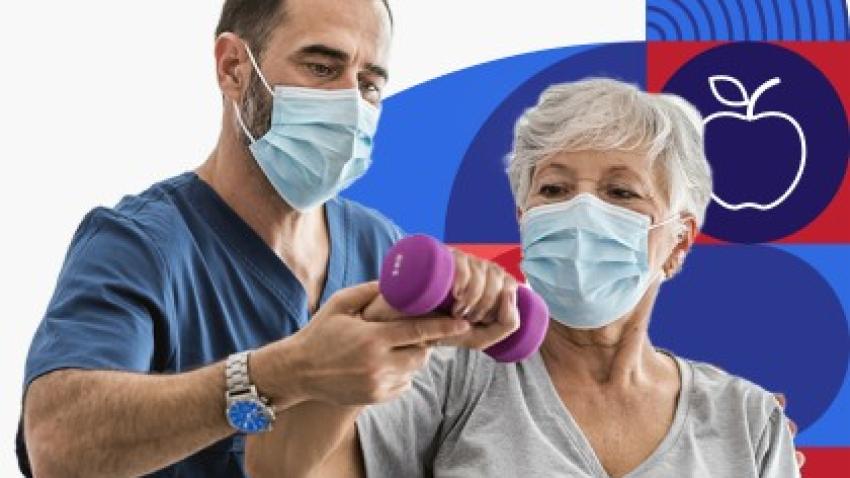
[0,1,643,473]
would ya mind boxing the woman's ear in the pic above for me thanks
[516,206,523,223]
[664,213,697,279]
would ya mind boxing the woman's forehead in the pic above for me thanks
[534,150,655,181]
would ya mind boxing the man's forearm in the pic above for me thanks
[246,401,364,478]
[25,364,233,477]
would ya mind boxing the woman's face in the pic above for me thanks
[523,149,681,280]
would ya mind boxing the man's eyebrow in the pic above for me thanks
[297,44,349,62]
[296,44,389,81]
[364,63,389,81]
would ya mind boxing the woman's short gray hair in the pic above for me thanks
[506,78,713,228]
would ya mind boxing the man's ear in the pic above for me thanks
[215,32,251,105]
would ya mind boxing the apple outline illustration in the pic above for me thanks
[704,75,808,211]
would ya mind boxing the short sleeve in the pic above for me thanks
[355,347,462,477]
[755,406,801,478]
[23,208,171,391]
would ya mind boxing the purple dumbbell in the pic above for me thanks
[379,234,549,362]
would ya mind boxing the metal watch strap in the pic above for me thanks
[226,351,251,393]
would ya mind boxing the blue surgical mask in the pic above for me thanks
[520,193,677,329]
[235,43,381,211]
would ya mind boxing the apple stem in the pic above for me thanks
[747,78,782,118]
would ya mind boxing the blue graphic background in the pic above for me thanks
[647,0,850,41]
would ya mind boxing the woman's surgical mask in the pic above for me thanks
[234,43,381,212]
[520,193,679,330]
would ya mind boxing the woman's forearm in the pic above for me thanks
[245,401,364,478]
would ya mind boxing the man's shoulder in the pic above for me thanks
[73,173,199,262]
[113,172,196,230]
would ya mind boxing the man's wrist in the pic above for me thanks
[249,337,309,410]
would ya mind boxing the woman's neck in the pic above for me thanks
[540,286,674,390]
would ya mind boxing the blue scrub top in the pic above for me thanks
[19,172,403,477]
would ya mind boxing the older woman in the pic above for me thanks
[245,79,800,477]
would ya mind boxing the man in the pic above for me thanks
[18,1,520,476]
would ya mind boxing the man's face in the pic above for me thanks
[240,0,392,142]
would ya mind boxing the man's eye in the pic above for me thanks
[360,81,382,97]
[306,63,336,78]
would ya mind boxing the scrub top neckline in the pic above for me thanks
[532,348,692,478]
[185,172,347,326]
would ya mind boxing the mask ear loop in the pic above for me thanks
[648,214,680,231]
[234,41,274,144]
[242,41,274,95]
[648,214,686,282]
[234,102,256,143]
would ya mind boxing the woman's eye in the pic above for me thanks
[608,187,640,200]
[539,184,567,197]
[306,63,336,78]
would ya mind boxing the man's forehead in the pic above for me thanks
[268,0,391,63]
[283,0,391,44]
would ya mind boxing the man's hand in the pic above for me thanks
[251,282,471,407]
[363,249,521,351]
[774,393,806,469]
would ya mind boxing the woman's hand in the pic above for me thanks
[363,250,520,351]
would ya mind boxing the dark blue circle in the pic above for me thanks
[662,42,849,243]
[651,245,849,431]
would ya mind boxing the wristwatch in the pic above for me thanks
[225,351,275,434]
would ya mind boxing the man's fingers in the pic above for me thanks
[383,318,470,347]
[774,392,804,470]
[795,451,806,469]
[788,418,798,438]
[362,294,404,322]
[329,281,381,313]
[774,392,787,409]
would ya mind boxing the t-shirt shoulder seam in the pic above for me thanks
[106,192,174,283]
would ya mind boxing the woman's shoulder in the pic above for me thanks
[430,347,536,405]
[678,356,783,442]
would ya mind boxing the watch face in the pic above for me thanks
[227,399,271,434]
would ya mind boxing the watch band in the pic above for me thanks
[226,351,251,393]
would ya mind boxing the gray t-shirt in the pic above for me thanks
[356,347,799,477]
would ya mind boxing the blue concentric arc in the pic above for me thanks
[646,0,850,40]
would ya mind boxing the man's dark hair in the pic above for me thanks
[215,0,393,60]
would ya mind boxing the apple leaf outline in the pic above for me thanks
[709,75,750,108]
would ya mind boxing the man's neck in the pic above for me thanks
[196,135,327,261]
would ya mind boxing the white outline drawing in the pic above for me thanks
[704,75,807,211]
